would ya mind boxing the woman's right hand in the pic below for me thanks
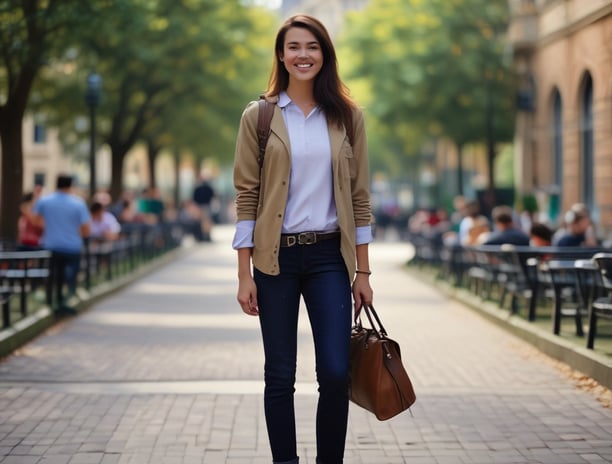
[237,275,259,316]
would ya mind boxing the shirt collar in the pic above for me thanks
[278,91,291,109]
[278,91,321,116]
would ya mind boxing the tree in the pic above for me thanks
[0,0,99,240]
[342,0,515,203]
[35,0,275,201]
[132,1,276,204]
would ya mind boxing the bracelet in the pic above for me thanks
[355,270,372,275]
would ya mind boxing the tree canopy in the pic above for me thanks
[34,0,276,199]
[341,0,516,198]
[0,0,276,239]
[0,0,103,239]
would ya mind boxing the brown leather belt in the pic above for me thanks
[280,231,340,247]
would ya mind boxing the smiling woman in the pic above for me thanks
[232,13,373,464]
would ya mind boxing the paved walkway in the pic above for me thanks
[1,225,611,464]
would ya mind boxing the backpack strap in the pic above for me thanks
[257,97,275,169]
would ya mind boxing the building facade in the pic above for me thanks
[19,116,83,194]
[509,0,612,237]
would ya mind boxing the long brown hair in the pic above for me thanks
[265,14,357,144]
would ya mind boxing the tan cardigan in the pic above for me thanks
[233,95,371,277]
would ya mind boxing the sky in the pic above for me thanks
[251,0,282,9]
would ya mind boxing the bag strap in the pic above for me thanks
[257,96,275,169]
[356,303,388,338]
[383,345,416,410]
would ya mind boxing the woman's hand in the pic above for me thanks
[352,273,373,316]
[238,275,259,316]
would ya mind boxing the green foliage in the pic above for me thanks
[340,0,516,181]
[0,0,106,239]
[495,144,514,187]
[30,0,277,197]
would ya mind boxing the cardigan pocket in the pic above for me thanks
[342,140,356,179]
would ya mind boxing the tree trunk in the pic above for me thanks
[485,91,496,210]
[146,140,160,190]
[456,142,464,196]
[410,152,420,210]
[0,61,37,242]
[173,150,181,209]
[109,147,128,201]
[0,115,24,241]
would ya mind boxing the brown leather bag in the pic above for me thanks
[349,303,416,420]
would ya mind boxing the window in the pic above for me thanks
[34,173,45,189]
[33,122,46,144]
[580,73,594,210]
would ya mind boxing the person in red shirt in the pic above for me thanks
[17,192,43,250]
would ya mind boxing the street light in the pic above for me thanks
[85,72,102,198]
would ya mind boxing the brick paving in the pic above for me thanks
[0,225,611,464]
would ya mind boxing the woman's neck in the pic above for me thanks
[286,82,316,116]
[286,81,315,104]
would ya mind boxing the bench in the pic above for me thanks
[0,250,52,327]
[530,248,605,336]
[460,246,609,332]
[587,253,612,349]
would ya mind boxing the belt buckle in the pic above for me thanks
[285,235,297,247]
[298,232,316,245]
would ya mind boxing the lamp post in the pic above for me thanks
[85,72,102,198]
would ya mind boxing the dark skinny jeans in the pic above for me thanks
[254,237,352,464]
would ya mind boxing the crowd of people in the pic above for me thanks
[14,173,217,313]
[406,195,603,250]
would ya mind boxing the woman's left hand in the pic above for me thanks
[352,273,373,316]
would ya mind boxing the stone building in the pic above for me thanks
[19,116,83,195]
[508,0,612,237]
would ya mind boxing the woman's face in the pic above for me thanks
[281,27,323,84]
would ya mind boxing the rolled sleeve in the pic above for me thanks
[232,220,255,249]
[356,225,372,245]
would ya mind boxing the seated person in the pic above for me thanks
[90,201,121,241]
[529,222,553,247]
[482,205,530,246]
[553,204,598,247]
[465,215,491,245]
[17,192,44,250]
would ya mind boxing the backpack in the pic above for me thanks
[256,96,275,169]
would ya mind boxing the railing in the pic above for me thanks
[405,231,611,350]
[0,221,186,330]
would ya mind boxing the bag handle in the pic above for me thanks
[355,303,388,338]
[257,96,275,169]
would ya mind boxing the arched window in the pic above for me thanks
[552,89,563,196]
[580,73,594,210]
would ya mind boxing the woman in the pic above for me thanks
[17,192,43,251]
[232,14,373,464]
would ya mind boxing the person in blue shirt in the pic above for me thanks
[33,174,91,313]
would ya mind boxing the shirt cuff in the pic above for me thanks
[356,225,373,245]
[232,220,255,249]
